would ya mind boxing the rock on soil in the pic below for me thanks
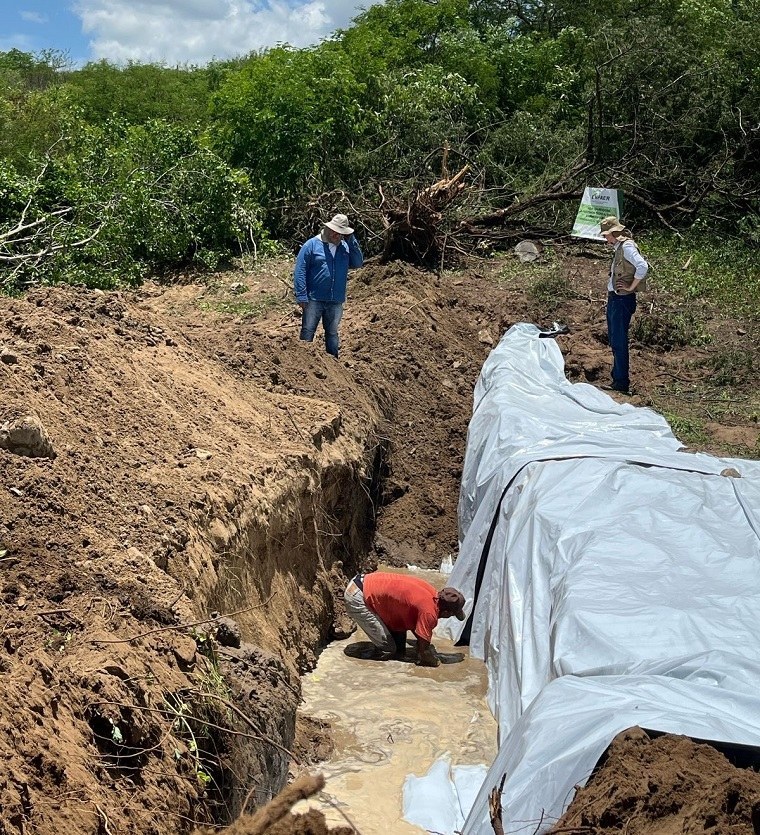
[0,412,55,458]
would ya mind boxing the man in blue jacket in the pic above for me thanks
[294,213,363,358]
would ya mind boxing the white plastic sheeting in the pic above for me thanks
[402,758,488,834]
[462,656,760,834]
[421,323,760,834]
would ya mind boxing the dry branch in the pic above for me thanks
[287,132,737,271]
[193,773,325,835]
[489,774,507,835]
[380,164,472,264]
[89,593,278,644]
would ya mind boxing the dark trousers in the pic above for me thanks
[606,292,637,390]
[300,300,343,358]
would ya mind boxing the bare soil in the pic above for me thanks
[550,727,760,835]
[0,246,758,834]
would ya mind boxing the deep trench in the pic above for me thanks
[196,434,393,825]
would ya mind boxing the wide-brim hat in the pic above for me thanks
[439,587,466,621]
[324,213,354,235]
[600,215,625,234]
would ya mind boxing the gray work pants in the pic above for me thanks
[344,579,396,654]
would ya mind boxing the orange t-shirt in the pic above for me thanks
[362,573,439,642]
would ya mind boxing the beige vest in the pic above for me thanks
[612,239,647,293]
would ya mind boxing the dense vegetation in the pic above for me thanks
[0,0,758,290]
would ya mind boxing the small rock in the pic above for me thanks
[0,414,56,459]
[477,329,494,346]
[514,240,542,262]
[172,635,197,671]
[0,349,18,365]
[194,449,213,461]
[720,467,742,478]
[208,518,229,547]
[126,546,146,563]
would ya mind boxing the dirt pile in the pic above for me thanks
[188,260,512,568]
[0,283,365,833]
[551,727,760,834]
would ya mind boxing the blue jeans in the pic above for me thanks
[606,292,637,389]
[300,300,343,358]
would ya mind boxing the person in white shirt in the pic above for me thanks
[599,216,649,394]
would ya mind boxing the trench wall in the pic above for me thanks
[175,418,387,820]
[0,285,391,833]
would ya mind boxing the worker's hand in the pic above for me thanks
[614,279,637,295]
[416,648,440,668]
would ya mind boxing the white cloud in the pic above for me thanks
[20,11,49,24]
[72,0,378,65]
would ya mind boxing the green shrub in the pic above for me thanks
[704,349,754,387]
[0,118,275,291]
[632,307,712,350]
[643,232,760,317]
[663,411,710,447]
[526,271,573,311]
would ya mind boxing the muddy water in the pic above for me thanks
[295,568,497,833]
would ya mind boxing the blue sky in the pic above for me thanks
[2,0,377,66]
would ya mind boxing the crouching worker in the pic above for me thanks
[344,571,466,667]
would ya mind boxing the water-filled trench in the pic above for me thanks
[294,566,497,833]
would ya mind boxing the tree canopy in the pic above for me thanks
[0,0,757,288]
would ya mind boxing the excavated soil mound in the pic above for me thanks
[551,727,760,835]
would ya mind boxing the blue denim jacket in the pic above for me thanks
[294,234,363,303]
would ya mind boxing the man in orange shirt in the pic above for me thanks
[344,571,466,667]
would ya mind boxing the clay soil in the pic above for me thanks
[550,727,760,835]
[1,245,759,834]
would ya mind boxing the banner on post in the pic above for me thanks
[571,187,621,240]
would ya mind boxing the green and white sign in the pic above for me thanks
[571,187,621,240]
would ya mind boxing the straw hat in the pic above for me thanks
[324,213,354,235]
[600,216,625,234]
